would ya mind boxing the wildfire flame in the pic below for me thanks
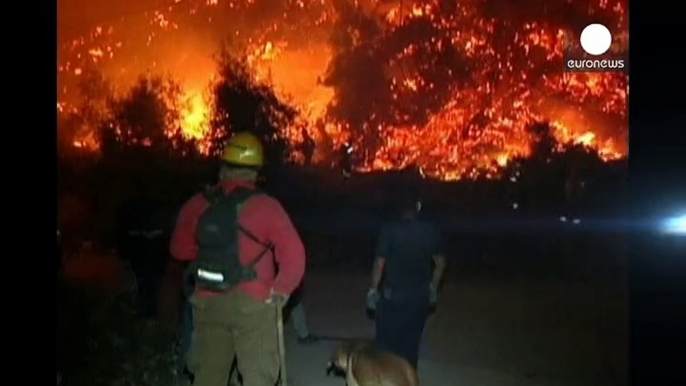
[57,0,628,180]
[180,91,210,140]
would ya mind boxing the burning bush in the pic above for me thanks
[99,75,186,156]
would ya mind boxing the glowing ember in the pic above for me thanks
[57,0,628,180]
[72,132,100,151]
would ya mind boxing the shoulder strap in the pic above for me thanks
[201,186,224,205]
[220,186,274,267]
[238,224,271,249]
[237,188,274,268]
[200,185,273,267]
[243,239,273,269]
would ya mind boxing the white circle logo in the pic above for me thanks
[579,23,612,56]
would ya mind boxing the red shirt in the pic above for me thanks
[169,179,306,301]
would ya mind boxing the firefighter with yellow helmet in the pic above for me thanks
[170,131,306,386]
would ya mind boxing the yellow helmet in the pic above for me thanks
[220,131,264,167]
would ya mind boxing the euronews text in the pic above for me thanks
[566,59,625,70]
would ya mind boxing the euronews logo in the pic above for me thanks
[564,24,628,73]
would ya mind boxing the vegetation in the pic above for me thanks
[56,48,626,248]
[58,280,177,386]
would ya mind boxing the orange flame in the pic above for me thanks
[57,0,628,180]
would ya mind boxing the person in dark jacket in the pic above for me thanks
[57,229,62,274]
[301,129,315,166]
[366,190,446,369]
[174,259,195,375]
[338,142,353,179]
[173,187,202,375]
[116,179,167,318]
[560,165,586,225]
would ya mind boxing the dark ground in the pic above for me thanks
[57,208,628,385]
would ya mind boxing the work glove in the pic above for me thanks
[429,284,438,305]
[366,288,381,310]
[266,289,289,307]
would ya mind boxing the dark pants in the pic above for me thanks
[133,269,163,317]
[177,286,194,366]
[285,285,310,338]
[375,294,430,369]
[121,238,167,316]
[57,245,62,275]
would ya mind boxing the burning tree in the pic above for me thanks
[209,49,298,174]
[57,69,113,155]
[94,74,203,197]
[99,75,194,158]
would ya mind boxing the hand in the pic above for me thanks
[366,288,381,310]
[266,289,289,307]
[429,284,438,305]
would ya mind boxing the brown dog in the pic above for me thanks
[326,339,419,386]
